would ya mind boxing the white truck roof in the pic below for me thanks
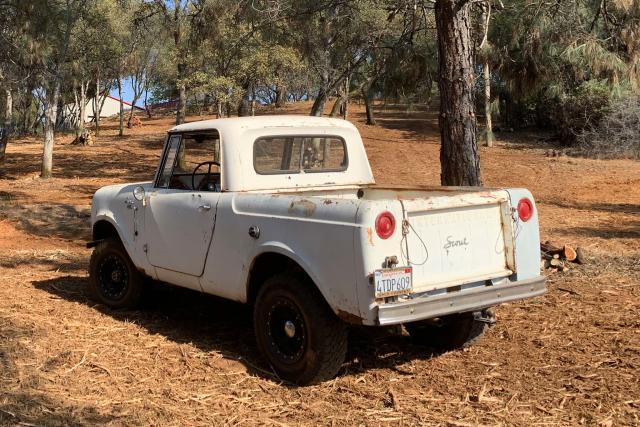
[168,115,375,193]
[170,115,357,133]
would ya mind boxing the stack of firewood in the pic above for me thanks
[540,241,585,272]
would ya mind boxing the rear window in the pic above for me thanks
[254,136,347,174]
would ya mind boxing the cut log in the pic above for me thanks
[574,247,586,265]
[550,258,562,267]
[553,254,560,259]
[542,241,562,253]
[563,245,577,262]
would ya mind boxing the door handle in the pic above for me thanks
[198,204,212,211]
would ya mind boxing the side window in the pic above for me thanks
[156,132,221,191]
[254,136,347,174]
[156,135,181,188]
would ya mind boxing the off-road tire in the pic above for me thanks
[88,238,144,309]
[405,310,493,351]
[253,272,347,385]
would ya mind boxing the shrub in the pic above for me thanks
[550,80,613,145]
[577,95,640,159]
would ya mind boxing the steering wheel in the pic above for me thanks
[191,161,220,191]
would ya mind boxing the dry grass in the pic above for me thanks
[0,101,639,425]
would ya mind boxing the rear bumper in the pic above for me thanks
[377,276,546,326]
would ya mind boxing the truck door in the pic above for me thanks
[144,132,221,276]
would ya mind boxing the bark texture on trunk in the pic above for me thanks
[483,61,494,147]
[362,86,376,125]
[78,81,87,137]
[42,83,60,178]
[310,88,328,116]
[173,0,186,125]
[117,77,124,136]
[0,89,12,164]
[435,0,481,186]
[329,95,344,117]
[342,76,349,120]
[275,86,286,107]
[238,85,250,117]
[94,73,101,136]
[176,70,186,125]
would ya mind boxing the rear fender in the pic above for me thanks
[246,241,363,323]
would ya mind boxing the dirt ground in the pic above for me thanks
[0,101,638,426]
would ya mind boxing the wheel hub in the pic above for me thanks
[267,298,306,363]
[111,270,122,283]
[284,320,296,338]
[98,254,129,301]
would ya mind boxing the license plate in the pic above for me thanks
[374,267,413,298]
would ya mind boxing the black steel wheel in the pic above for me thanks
[254,273,347,385]
[266,296,307,365]
[89,238,143,309]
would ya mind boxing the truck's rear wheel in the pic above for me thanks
[253,273,347,385]
[88,238,143,309]
[405,310,494,351]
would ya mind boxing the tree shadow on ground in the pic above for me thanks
[0,316,119,426]
[543,200,640,214]
[0,250,87,271]
[542,200,640,240]
[0,202,91,241]
[562,225,640,240]
[32,275,445,384]
[354,108,441,142]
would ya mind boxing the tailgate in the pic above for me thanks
[400,191,515,293]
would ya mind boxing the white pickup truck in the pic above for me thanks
[88,115,545,384]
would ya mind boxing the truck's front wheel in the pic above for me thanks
[253,273,347,385]
[405,310,495,351]
[88,238,144,309]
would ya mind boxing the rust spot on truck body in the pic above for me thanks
[288,199,316,217]
[366,227,374,246]
[337,309,364,325]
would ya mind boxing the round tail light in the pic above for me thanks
[517,198,534,222]
[375,212,396,239]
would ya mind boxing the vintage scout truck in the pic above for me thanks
[88,115,546,384]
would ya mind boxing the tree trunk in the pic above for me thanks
[362,86,376,126]
[0,89,12,165]
[330,95,344,117]
[21,84,33,135]
[342,76,349,120]
[42,82,60,178]
[250,85,256,116]
[275,86,287,107]
[311,88,328,116]
[435,0,481,186]
[172,0,186,125]
[94,73,101,136]
[77,80,87,137]
[117,77,124,136]
[483,61,494,147]
[127,93,142,127]
[177,71,186,125]
[238,85,250,117]
[143,85,152,119]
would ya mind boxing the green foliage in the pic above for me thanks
[486,0,640,142]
